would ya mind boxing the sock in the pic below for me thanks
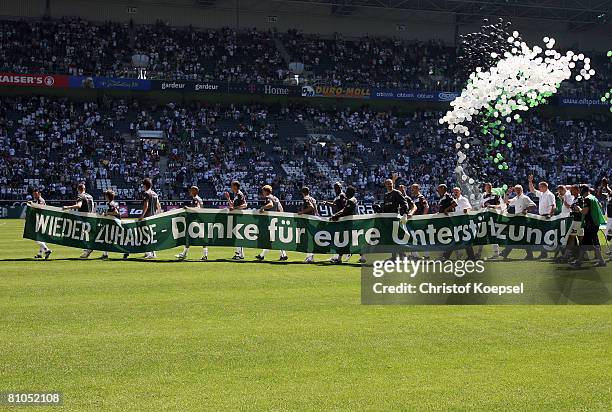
[203,247,208,257]
[260,249,268,257]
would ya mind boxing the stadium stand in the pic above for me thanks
[1,96,609,203]
[0,18,609,95]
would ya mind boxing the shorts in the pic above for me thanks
[606,218,612,237]
[568,221,584,237]
[582,226,600,245]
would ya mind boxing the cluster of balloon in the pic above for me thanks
[601,51,612,111]
[442,19,594,185]
[456,18,518,82]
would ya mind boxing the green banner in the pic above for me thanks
[23,204,572,254]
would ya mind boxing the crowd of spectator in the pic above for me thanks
[0,18,609,96]
[1,96,609,206]
[0,96,159,200]
[281,30,461,90]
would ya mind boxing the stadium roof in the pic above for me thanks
[263,0,612,25]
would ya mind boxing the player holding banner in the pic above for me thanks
[176,186,206,260]
[30,189,52,259]
[141,178,162,259]
[63,183,95,259]
[226,181,248,260]
[329,186,360,264]
[478,182,502,259]
[297,186,318,264]
[256,185,288,261]
[100,190,128,260]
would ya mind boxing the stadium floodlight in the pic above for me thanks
[131,53,150,79]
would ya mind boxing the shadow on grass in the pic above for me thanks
[0,257,364,267]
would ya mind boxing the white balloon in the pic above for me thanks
[440,37,591,139]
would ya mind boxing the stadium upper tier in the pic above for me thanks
[0,96,609,203]
[0,18,609,95]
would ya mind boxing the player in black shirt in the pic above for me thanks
[330,186,362,264]
[560,185,584,263]
[330,187,358,220]
[409,183,431,259]
[573,185,606,267]
[298,187,318,263]
[100,190,127,260]
[141,178,161,259]
[226,181,248,260]
[323,182,346,215]
[598,178,612,256]
[437,184,457,214]
[398,185,417,217]
[479,182,502,259]
[256,185,288,261]
[176,186,206,260]
[436,184,475,260]
[30,188,52,259]
[411,184,429,215]
[63,183,95,258]
[381,178,410,217]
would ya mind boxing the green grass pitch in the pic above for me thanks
[0,219,610,410]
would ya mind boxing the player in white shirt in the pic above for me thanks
[452,187,472,213]
[528,176,556,258]
[500,185,537,260]
[528,175,556,217]
[552,185,575,260]
[505,184,536,214]
[450,187,476,260]
[556,185,575,217]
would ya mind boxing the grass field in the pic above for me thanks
[1,218,611,410]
